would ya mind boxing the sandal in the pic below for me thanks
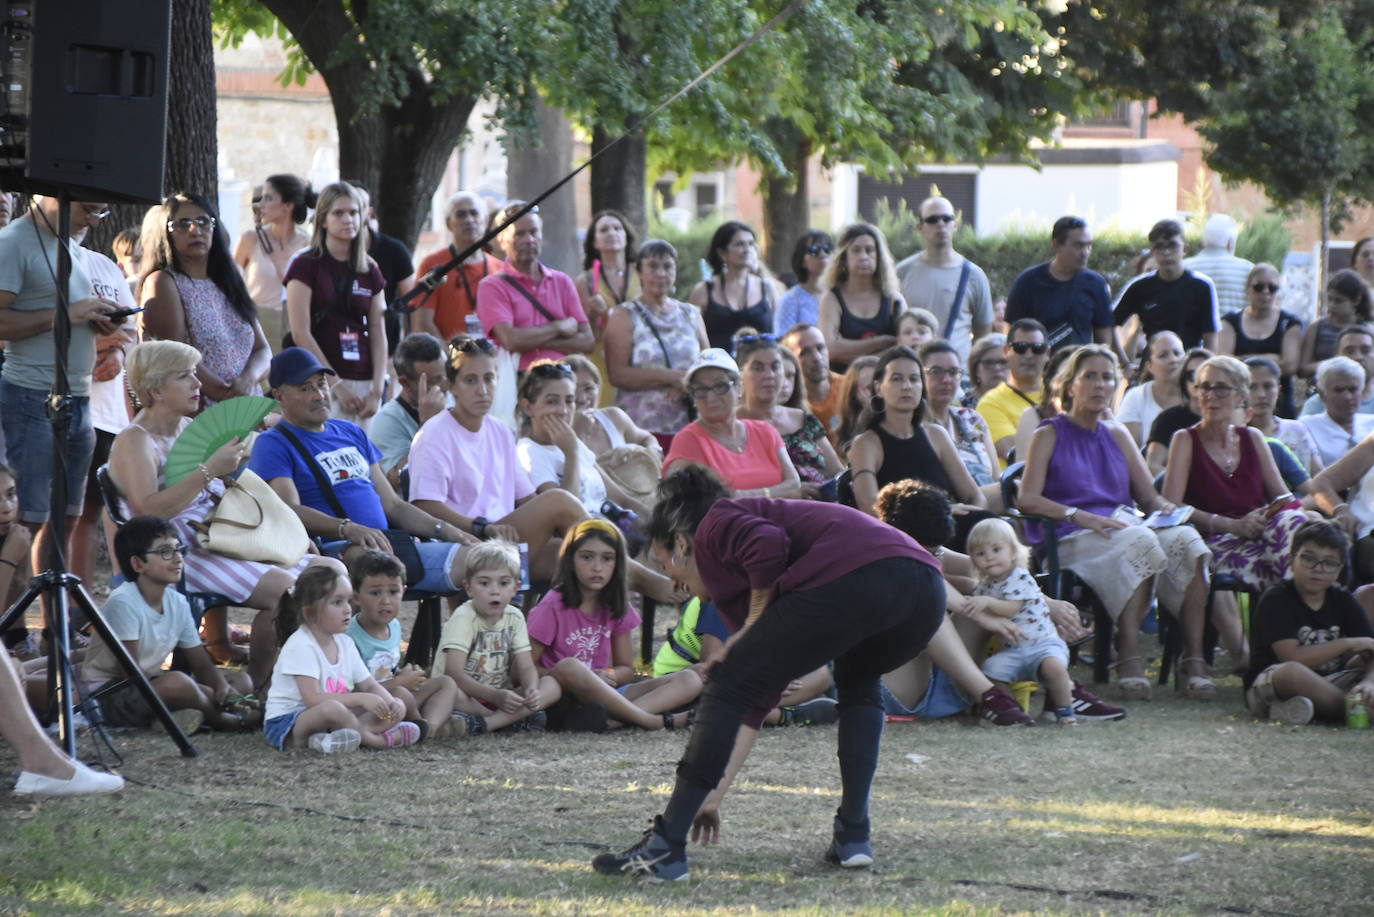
[381,721,421,748]
[1111,656,1153,702]
[662,709,696,731]
[1178,657,1216,702]
[204,640,250,666]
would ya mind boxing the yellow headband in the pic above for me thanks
[572,518,621,542]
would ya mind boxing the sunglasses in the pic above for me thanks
[527,361,573,378]
[81,204,111,220]
[922,214,956,225]
[805,244,833,256]
[1196,383,1235,397]
[736,333,777,347]
[1009,341,1049,355]
[450,335,496,358]
[1251,282,1280,294]
[167,215,216,233]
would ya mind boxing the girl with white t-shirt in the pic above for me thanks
[527,520,700,731]
[1116,331,1185,446]
[262,567,420,753]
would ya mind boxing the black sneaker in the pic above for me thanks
[1069,682,1127,722]
[780,696,840,727]
[824,812,873,868]
[592,816,689,882]
[503,710,547,733]
[978,686,1035,726]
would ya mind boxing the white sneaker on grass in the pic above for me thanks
[14,761,124,797]
[308,728,362,754]
[1268,696,1314,725]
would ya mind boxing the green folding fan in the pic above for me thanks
[163,395,278,486]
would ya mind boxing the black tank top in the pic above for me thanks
[834,288,894,340]
[704,277,773,352]
[874,424,954,494]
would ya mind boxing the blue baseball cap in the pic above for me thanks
[269,347,337,388]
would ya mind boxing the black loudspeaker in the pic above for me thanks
[0,0,170,203]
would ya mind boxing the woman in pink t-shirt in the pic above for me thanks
[527,520,701,731]
[663,348,802,496]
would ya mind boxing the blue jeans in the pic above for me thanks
[0,380,93,523]
[321,537,461,593]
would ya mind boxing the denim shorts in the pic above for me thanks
[263,711,302,750]
[321,538,461,594]
[879,666,970,719]
[981,637,1071,684]
[0,380,93,523]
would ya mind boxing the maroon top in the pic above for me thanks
[1182,425,1264,519]
[693,498,939,632]
[285,251,386,381]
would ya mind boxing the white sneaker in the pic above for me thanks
[308,728,362,754]
[14,762,124,797]
[1268,696,1314,725]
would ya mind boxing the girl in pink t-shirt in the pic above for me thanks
[527,520,701,731]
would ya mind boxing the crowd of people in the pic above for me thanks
[1,183,1372,820]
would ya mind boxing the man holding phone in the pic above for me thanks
[0,193,119,576]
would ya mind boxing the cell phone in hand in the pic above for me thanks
[103,306,144,323]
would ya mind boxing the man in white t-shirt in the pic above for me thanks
[1301,357,1374,467]
[894,197,993,364]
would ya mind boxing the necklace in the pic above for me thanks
[1209,426,1239,475]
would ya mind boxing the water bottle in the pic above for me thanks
[1346,693,1369,729]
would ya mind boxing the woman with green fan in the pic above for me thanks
[107,341,343,690]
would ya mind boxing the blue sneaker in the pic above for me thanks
[592,816,688,882]
[825,812,873,868]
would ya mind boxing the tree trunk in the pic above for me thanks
[590,124,647,242]
[760,128,812,280]
[86,0,217,256]
[265,1,476,252]
[1320,186,1331,301]
[507,99,578,275]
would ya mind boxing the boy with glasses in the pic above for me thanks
[895,197,993,363]
[79,515,256,733]
[1113,218,1221,354]
[1245,521,1374,725]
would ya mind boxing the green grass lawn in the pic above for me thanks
[3,651,1371,917]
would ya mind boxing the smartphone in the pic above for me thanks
[103,306,144,323]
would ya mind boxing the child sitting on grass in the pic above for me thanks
[80,515,257,733]
[528,519,700,732]
[1245,521,1374,725]
[345,550,459,740]
[965,517,1078,726]
[263,566,420,753]
[432,540,560,734]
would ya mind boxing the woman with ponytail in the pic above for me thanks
[592,463,947,880]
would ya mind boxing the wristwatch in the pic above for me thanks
[1063,506,1079,523]
[471,517,488,538]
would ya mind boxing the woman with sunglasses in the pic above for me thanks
[1145,348,1213,476]
[817,223,905,370]
[108,341,340,689]
[409,336,680,600]
[963,335,1008,408]
[848,346,988,549]
[604,240,709,446]
[141,193,271,407]
[663,349,803,498]
[515,360,650,518]
[735,336,843,499]
[1218,264,1301,418]
[1116,331,1185,446]
[1161,355,1308,692]
[919,340,1000,509]
[1020,344,1211,701]
[775,231,833,331]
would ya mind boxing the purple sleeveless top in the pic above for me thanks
[1035,415,1130,545]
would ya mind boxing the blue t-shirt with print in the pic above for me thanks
[346,617,402,678]
[248,419,389,530]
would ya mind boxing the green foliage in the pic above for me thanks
[1234,212,1294,267]
[647,218,718,300]
[872,199,925,265]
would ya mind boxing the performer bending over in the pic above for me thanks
[592,465,946,880]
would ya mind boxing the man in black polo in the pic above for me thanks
[1113,218,1220,355]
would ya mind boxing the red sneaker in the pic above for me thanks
[979,686,1035,726]
[1070,682,1128,722]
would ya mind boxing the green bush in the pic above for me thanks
[1234,212,1293,268]
[648,218,718,301]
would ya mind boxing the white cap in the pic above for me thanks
[685,348,741,385]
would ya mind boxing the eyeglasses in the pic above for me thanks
[81,204,111,220]
[980,357,1009,369]
[526,361,573,378]
[167,215,216,233]
[1009,341,1049,355]
[924,366,963,379]
[1296,553,1342,572]
[1196,383,1235,397]
[1150,239,1182,252]
[805,244,832,256]
[1251,282,1280,294]
[922,214,956,225]
[142,543,189,561]
[688,380,735,400]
